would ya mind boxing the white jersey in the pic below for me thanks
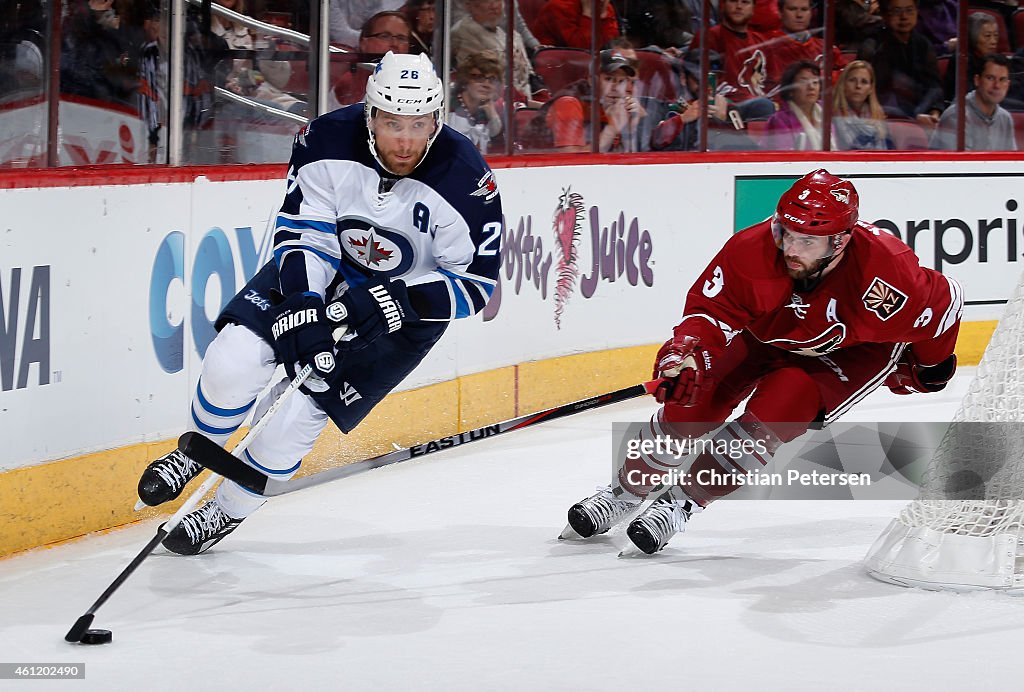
[274,104,502,320]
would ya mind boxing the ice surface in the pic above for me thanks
[1,368,1021,690]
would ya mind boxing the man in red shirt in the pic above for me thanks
[532,0,620,50]
[764,0,848,89]
[692,0,777,120]
[564,170,963,554]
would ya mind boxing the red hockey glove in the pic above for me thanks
[885,352,957,395]
[652,335,713,406]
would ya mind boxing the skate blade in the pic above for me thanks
[133,498,146,512]
[557,524,584,540]
[617,542,647,558]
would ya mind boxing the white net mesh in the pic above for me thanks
[866,272,1024,590]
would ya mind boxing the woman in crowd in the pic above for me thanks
[765,60,826,151]
[833,60,892,150]
[448,50,505,153]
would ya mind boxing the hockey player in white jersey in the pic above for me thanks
[136,53,503,554]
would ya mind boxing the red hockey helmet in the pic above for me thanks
[773,169,859,239]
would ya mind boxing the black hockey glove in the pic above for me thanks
[269,292,337,379]
[885,352,957,395]
[326,278,418,352]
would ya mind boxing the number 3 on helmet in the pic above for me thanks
[364,52,445,172]
[773,169,860,245]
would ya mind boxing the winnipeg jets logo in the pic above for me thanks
[347,231,395,266]
[470,171,499,201]
[862,277,907,321]
[785,293,810,319]
[830,188,851,204]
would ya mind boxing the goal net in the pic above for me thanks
[864,273,1024,593]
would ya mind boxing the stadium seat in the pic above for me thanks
[1014,9,1024,51]
[634,49,680,102]
[887,119,930,150]
[533,47,591,94]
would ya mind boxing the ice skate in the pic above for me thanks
[560,485,639,539]
[137,448,203,507]
[624,490,699,555]
[162,499,244,555]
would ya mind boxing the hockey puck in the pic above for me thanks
[80,629,112,645]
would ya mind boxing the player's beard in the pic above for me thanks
[785,254,830,280]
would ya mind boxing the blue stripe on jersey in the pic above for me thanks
[276,216,336,234]
[191,405,240,435]
[440,271,471,319]
[244,449,301,476]
[196,379,255,417]
[273,245,343,270]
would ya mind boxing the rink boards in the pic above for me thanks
[0,158,1018,556]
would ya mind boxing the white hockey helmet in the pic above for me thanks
[364,52,445,174]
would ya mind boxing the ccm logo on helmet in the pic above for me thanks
[783,213,807,225]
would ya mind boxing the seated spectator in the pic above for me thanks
[858,0,943,126]
[332,11,412,107]
[931,53,1016,151]
[764,0,848,89]
[452,1,542,55]
[543,50,648,152]
[943,12,1000,104]
[613,0,693,53]
[60,0,137,106]
[681,0,717,35]
[915,0,956,57]
[448,50,505,153]
[532,0,620,51]
[452,0,537,103]
[836,0,883,52]
[650,51,762,150]
[833,60,892,149]
[401,0,435,55]
[329,0,404,49]
[764,59,825,149]
[692,0,777,120]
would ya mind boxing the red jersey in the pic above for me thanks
[693,25,774,101]
[763,31,848,87]
[677,220,963,366]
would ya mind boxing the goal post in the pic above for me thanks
[864,273,1024,593]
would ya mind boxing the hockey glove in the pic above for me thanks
[652,335,713,406]
[885,352,957,395]
[325,278,418,352]
[269,292,337,379]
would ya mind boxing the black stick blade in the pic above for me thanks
[65,614,94,643]
[178,432,267,494]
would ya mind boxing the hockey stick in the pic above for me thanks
[63,362,316,643]
[181,378,664,498]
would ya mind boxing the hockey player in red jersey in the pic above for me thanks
[565,169,963,554]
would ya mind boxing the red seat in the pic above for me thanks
[533,47,591,94]
[1013,9,1024,51]
[888,119,930,150]
[970,7,1011,54]
[634,49,680,101]
[1011,110,1024,148]
[936,55,949,83]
